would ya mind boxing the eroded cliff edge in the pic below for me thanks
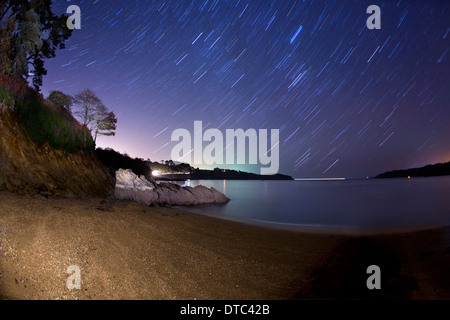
[0,105,114,198]
[0,75,228,204]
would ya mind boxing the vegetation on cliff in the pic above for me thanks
[0,2,116,198]
[0,74,94,153]
[0,0,72,90]
[0,0,96,152]
[0,102,114,198]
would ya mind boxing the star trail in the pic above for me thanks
[41,0,449,178]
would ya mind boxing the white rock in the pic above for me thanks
[114,169,229,206]
[115,169,156,191]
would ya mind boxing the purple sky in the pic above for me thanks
[41,0,449,178]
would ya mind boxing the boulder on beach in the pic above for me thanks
[114,169,230,206]
[115,168,157,191]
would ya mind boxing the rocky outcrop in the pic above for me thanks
[115,169,156,191]
[114,169,229,206]
[0,107,114,198]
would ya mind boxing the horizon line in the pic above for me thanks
[294,178,347,181]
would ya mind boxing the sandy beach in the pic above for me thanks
[0,191,449,300]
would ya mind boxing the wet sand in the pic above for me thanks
[0,191,449,300]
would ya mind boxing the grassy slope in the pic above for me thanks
[0,74,94,153]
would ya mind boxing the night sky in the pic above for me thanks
[41,0,449,178]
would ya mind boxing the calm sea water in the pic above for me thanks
[181,176,450,233]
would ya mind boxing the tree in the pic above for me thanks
[0,17,14,75]
[73,89,103,129]
[12,9,43,79]
[93,107,117,145]
[0,0,72,90]
[72,89,117,145]
[48,90,72,111]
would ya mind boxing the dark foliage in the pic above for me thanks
[95,148,151,179]
[376,161,450,178]
[1,0,72,90]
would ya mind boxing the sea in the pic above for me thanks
[179,176,450,233]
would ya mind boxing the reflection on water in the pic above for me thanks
[183,179,191,187]
[182,176,450,232]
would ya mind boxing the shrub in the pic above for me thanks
[0,86,14,107]
[0,74,33,106]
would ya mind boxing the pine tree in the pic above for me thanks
[0,0,72,90]
[94,110,117,145]
[0,18,14,75]
[13,9,43,78]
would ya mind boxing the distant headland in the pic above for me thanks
[156,168,294,181]
[375,161,450,179]
[96,148,294,181]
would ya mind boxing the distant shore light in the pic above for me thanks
[152,170,160,177]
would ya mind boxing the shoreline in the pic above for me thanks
[182,206,450,237]
[1,191,449,300]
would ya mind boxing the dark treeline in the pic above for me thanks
[96,148,153,179]
[95,148,294,181]
[375,161,450,179]
[95,148,193,180]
